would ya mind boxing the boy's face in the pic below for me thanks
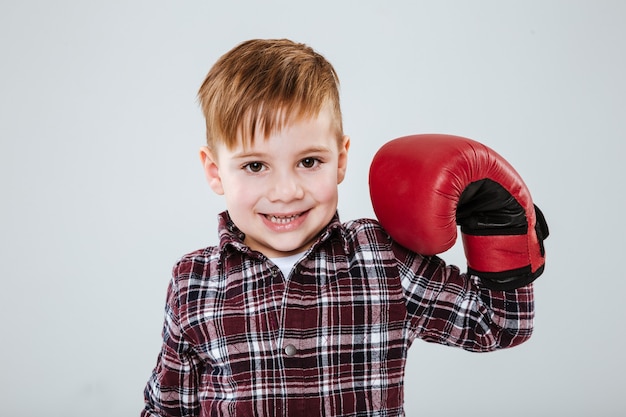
[200,107,350,258]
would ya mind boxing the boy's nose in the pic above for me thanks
[268,172,304,202]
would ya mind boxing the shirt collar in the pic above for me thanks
[216,210,349,259]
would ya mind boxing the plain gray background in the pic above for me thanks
[1,1,624,416]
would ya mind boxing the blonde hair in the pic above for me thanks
[198,39,343,149]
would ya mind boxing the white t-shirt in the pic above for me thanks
[269,252,305,279]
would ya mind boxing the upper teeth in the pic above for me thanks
[269,214,299,224]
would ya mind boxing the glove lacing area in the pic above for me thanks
[457,179,549,290]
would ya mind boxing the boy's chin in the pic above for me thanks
[247,237,314,258]
[264,243,311,258]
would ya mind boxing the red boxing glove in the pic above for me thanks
[369,134,549,290]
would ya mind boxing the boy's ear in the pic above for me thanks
[199,146,225,195]
[337,135,350,184]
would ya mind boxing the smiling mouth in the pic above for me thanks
[265,213,302,224]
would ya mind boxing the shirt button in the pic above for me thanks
[284,344,297,357]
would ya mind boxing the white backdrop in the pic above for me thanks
[1,1,624,416]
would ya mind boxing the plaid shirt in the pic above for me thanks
[142,211,534,417]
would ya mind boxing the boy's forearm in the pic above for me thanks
[140,408,162,417]
[142,365,201,417]
[142,278,201,416]
[401,248,534,352]
[479,282,535,349]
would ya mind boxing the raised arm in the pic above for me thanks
[368,133,548,350]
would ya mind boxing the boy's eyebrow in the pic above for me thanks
[297,145,334,156]
[231,150,267,159]
[232,146,333,159]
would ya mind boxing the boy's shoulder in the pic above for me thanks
[332,216,398,258]
[171,245,221,277]
[343,216,382,229]
[342,216,391,241]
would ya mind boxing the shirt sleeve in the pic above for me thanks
[142,276,203,417]
[393,240,534,352]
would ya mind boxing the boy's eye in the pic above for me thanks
[244,162,265,173]
[300,158,319,169]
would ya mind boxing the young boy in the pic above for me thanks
[142,39,545,417]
